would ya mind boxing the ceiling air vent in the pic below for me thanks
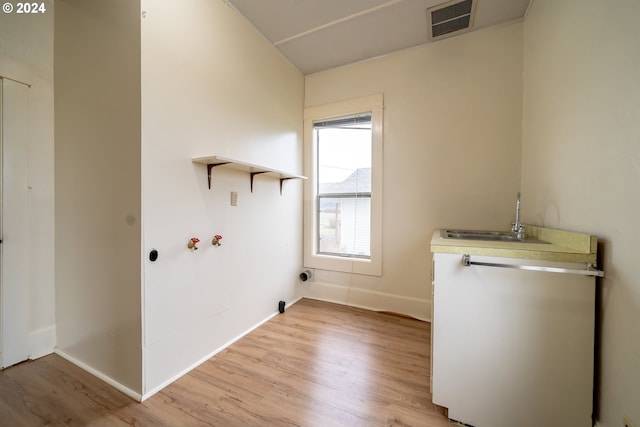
[427,0,477,41]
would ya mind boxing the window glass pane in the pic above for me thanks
[314,114,372,259]
[318,196,371,258]
[316,118,371,194]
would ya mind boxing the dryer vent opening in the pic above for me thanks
[427,0,476,41]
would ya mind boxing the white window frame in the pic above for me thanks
[303,94,383,276]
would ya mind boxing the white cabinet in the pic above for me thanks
[431,253,596,427]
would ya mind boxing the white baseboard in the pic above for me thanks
[31,293,421,406]
[302,282,431,321]
[54,348,143,402]
[28,325,56,360]
[141,296,303,401]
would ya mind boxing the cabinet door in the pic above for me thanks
[430,254,435,393]
[431,253,595,427]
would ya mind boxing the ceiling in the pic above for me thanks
[226,0,532,75]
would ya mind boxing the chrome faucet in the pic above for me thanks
[511,192,525,240]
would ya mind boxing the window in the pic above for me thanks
[303,94,383,276]
[315,114,372,258]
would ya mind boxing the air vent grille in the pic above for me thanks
[427,0,476,41]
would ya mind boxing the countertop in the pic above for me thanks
[430,225,597,263]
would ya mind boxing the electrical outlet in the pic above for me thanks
[623,415,636,427]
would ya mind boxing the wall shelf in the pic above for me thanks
[192,155,307,194]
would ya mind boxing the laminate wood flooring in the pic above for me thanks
[0,298,452,426]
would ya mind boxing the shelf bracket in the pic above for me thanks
[250,171,268,192]
[280,177,295,195]
[206,163,230,189]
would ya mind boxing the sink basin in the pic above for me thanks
[441,229,549,244]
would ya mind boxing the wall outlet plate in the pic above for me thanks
[623,415,636,427]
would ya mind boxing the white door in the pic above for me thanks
[0,77,31,368]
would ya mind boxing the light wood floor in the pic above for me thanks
[0,298,452,426]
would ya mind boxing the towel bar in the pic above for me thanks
[461,254,604,277]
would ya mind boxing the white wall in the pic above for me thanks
[0,0,55,359]
[303,23,524,320]
[522,1,640,425]
[54,0,142,394]
[140,0,304,395]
